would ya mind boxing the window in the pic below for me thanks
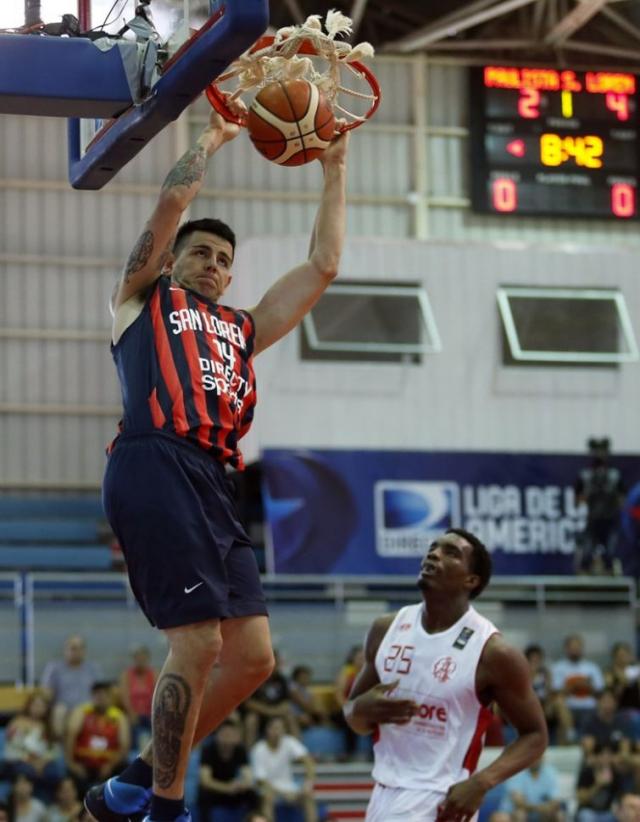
[301,281,441,364]
[497,286,639,366]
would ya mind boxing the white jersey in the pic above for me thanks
[372,602,498,792]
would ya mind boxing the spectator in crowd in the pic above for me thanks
[8,773,47,822]
[243,652,298,747]
[0,803,8,822]
[580,690,633,773]
[243,814,268,822]
[605,644,640,718]
[251,717,317,822]
[46,777,83,822]
[490,756,564,822]
[552,635,604,735]
[575,438,625,575]
[4,690,63,797]
[117,645,157,750]
[64,682,130,794]
[333,646,365,758]
[614,792,640,822]
[198,719,259,822]
[576,749,625,822]
[525,645,574,746]
[40,636,102,738]
[289,666,326,731]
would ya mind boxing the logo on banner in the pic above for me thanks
[374,481,461,557]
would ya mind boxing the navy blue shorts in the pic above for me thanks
[103,432,267,629]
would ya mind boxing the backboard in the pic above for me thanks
[69,0,268,188]
[0,0,269,188]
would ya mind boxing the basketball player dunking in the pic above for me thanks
[344,528,548,822]
[84,104,349,822]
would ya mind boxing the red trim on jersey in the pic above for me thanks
[150,287,188,435]
[462,704,494,773]
[171,290,215,450]
[372,724,380,746]
[194,297,236,464]
[148,388,166,428]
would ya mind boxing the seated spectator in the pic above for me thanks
[64,681,130,794]
[614,792,640,822]
[117,645,156,750]
[605,644,640,718]
[551,635,604,735]
[243,652,298,748]
[4,690,63,798]
[576,749,626,822]
[490,757,564,822]
[289,666,326,731]
[0,803,8,822]
[8,773,48,822]
[40,636,102,738]
[198,719,259,822]
[581,690,633,768]
[251,717,317,822]
[525,645,573,746]
[46,777,83,822]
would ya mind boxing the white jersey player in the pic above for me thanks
[344,528,548,822]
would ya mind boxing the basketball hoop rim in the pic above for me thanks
[205,35,381,132]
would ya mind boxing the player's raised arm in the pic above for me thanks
[111,107,242,313]
[249,130,350,355]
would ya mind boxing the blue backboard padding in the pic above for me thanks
[0,33,132,118]
[69,0,269,189]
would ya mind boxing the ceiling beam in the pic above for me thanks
[599,5,640,42]
[424,38,541,50]
[383,0,539,53]
[544,0,611,45]
[564,37,640,59]
[283,0,305,25]
[350,0,369,37]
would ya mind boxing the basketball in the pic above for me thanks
[247,79,336,167]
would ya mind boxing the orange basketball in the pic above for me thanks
[247,79,336,167]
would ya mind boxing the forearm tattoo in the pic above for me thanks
[124,230,154,283]
[153,673,192,789]
[162,146,207,191]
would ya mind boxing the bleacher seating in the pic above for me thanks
[0,496,111,570]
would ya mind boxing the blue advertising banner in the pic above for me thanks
[261,449,640,576]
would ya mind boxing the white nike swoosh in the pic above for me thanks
[184,582,204,594]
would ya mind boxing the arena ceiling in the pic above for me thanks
[267,0,640,67]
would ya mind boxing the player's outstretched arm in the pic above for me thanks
[249,131,350,355]
[111,106,242,313]
[343,614,418,735]
[436,636,548,822]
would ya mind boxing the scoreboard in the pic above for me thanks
[469,65,640,220]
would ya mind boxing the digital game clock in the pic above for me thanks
[469,65,640,220]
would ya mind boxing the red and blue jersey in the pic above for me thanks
[110,276,257,469]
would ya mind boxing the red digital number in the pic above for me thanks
[518,89,540,119]
[492,178,518,213]
[383,644,414,675]
[611,183,636,218]
[606,93,630,122]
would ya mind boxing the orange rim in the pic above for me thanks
[205,35,381,132]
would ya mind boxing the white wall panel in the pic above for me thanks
[228,236,640,465]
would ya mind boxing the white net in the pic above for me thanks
[211,10,379,128]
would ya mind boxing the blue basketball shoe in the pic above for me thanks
[84,778,152,822]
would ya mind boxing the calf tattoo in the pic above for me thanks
[153,673,192,789]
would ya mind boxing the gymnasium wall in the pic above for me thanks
[1,59,638,487]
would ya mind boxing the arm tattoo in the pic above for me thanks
[153,673,192,790]
[162,146,207,191]
[124,230,154,283]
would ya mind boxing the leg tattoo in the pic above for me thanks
[153,673,192,790]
